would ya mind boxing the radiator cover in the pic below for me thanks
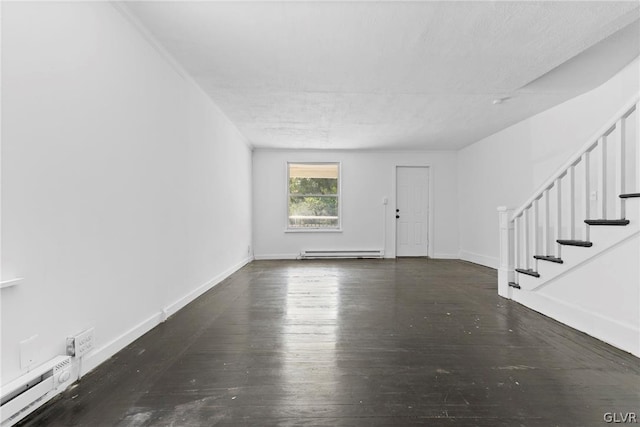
[301,250,384,259]
[1,356,73,427]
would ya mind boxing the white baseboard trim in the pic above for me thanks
[255,253,460,261]
[459,250,498,269]
[163,255,253,318]
[82,311,162,376]
[254,253,299,260]
[432,253,459,259]
[512,290,640,357]
[81,255,253,376]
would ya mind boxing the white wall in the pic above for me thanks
[530,233,639,356]
[253,150,458,259]
[1,2,252,385]
[511,197,640,356]
[458,57,640,268]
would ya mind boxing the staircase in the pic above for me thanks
[497,94,640,356]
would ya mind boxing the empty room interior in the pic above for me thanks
[2,1,640,426]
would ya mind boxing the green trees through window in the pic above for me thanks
[288,163,340,229]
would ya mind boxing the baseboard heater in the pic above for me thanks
[301,250,384,259]
[1,356,73,427]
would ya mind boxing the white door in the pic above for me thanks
[396,167,429,257]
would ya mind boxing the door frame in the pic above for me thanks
[392,165,434,258]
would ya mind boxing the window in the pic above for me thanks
[287,162,340,230]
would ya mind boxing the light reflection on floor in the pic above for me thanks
[282,267,341,400]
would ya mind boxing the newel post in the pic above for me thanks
[497,206,514,298]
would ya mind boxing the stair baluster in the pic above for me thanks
[497,94,638,292]
[532,198,538,269]
[598,135,607,219]
[583,151,590,242]
[523,208,530,271]
[543,189,550,256]
[568,164,576,240]
[637,101,640,192]
[555,177,562,258]
[514,215,519,272]
[615,116,626,219]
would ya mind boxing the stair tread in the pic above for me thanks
[508,282,521,289]
[556,239,593,247]
[533,255,564,264]
[619,193,640,199]
[515,268,540,278]
[584,219,629,226]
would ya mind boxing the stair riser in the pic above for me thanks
[589,217,638,249]
[517,273,539,291]
[517,199,639,291]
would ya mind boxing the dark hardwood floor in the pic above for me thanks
[20,259,640,426]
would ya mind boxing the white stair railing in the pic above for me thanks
[498,93,640,296]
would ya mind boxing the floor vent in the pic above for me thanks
[301,250,384,259]
[1,356,73,427]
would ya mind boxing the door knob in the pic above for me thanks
[396,215,400,219]
[396,209,399,213]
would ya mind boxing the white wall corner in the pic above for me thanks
[108,0,253,151]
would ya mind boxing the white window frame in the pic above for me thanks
[285,161,342,233]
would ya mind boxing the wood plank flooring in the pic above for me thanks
[20,259,640,426]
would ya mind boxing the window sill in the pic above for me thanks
[285,228,343,233]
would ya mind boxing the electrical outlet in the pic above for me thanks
[66,337,76,356]
[20,335,39,369]
[590,190,598,201]
[68,328,95,358]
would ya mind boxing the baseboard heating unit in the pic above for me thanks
[301,250,384,259]
[1,356,73,427]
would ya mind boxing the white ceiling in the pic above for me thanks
[124,1,640,150]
